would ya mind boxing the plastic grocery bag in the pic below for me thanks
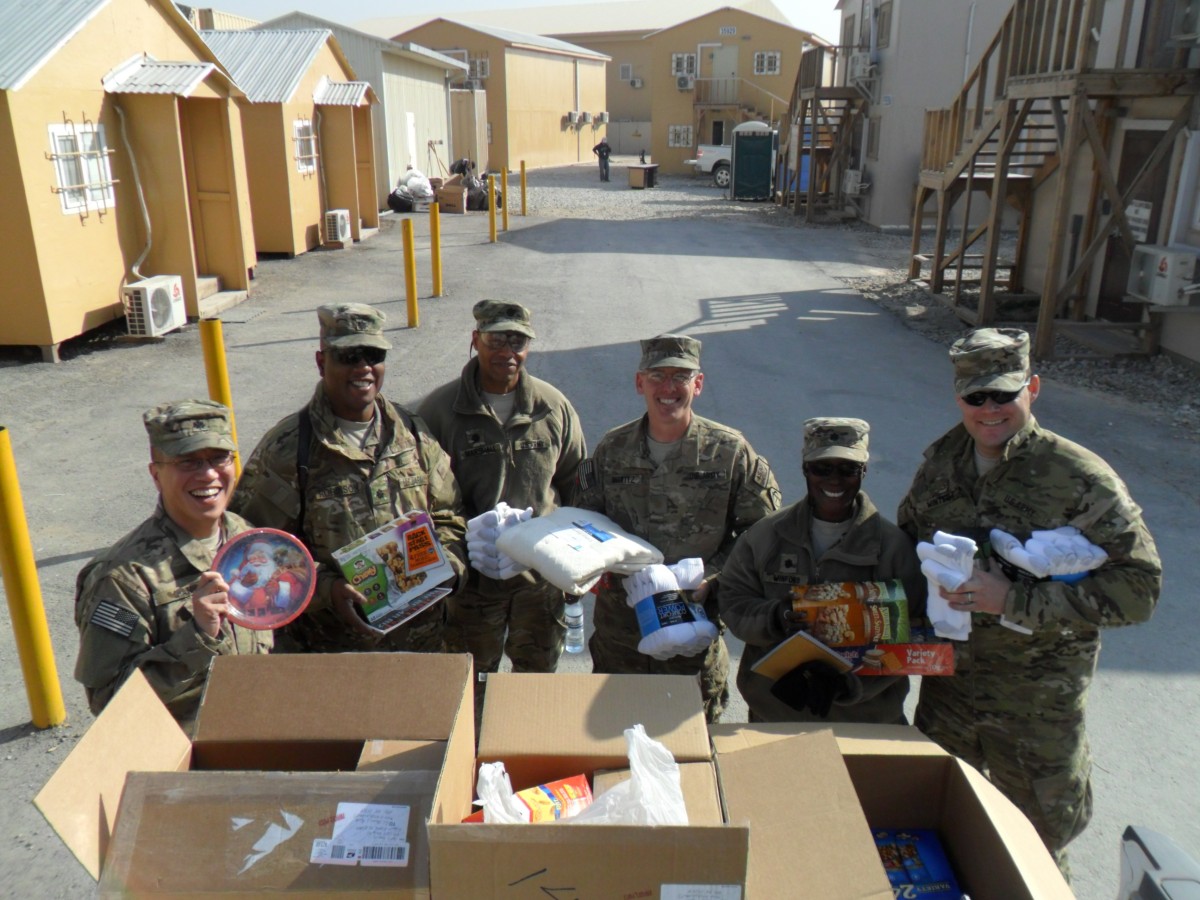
[570,725,688,826]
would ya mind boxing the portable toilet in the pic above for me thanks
[730,121,773,201]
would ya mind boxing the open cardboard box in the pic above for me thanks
[35,653,475,897]
[709,723,1075,900]
[428,673,893,899]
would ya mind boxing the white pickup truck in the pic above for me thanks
[684,144,732,188]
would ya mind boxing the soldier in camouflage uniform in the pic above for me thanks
[898,327,1161,875]
[418,301,586,707]
[721,418,924,725]
[574,334,781,722]
[231,304,467,653]
[75,401,271,733]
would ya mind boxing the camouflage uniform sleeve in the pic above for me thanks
[74,569,229,716]
[1002,482,1161,631]
[414,417,468,581]
[718,524,789,649]
[709,441,781,580]
[550,402,588,505]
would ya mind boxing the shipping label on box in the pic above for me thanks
[333,511,455,634]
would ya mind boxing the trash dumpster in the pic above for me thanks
[628,163,659,189]
[730,121,773,201]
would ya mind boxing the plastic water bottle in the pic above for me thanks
[564,601,585,653]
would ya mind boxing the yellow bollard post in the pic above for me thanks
[521,160,528,216]
[502,169,510,233]
[0,427,67,728]
[198,318,241,478]
[403,218,419,327]
[430,202,443,298]
[487,175,497,243]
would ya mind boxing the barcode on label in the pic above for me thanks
[360,843,409,867]
[309,839,357,866]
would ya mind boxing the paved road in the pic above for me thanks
[1,182,1197,898]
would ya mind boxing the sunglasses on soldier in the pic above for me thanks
[961,381,1029,407]
[332,346,387,367]
[805,460,864,478]
[480,332,531,353]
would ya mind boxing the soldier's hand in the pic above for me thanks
[777,603,809,634]
[945,563,1009,615]
[330,579,379,637]
[192,571,230,638]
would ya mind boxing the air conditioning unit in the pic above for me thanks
[122,275,185,337]
[325,209,351,245]
[463,78,482,91]
[580,112,593,124]
[630,77,643,89]
[848,51,874,82]
[843,168,865,195]
[1171,0,1200,42]
[597,111,610,124]
[676,74,695,90]
[566,110,580,124]
[1127,244,1198,306]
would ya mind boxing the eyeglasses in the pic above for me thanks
[332,346,387,367]
[961,382,1028,407]
[157,450,236,473]
[805,461,864,478]
[481,332,531,353]
[642,370,698,386]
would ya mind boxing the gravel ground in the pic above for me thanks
[538,155,1200,439]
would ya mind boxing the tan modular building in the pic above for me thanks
[202,29,378,257]
[260,13,467,209]
[0,0,257,361]
[390,20,608,172]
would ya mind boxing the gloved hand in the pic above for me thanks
[769,661,852,718]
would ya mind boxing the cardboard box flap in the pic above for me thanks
[717,730,892,900]
[428,822,748,898]
[34,671,190,879]
[196,653,471,743]
[710,721,948,757]
[100,770,438,897]
[479,673,709,764]
[357,739,448,772]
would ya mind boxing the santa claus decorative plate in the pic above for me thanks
[213,528,316,630]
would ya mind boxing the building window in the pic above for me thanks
[619,63,633,81]
[469,54,490,79]
[841,15,857,51]
[867,116,881,160]
[293,119,317,173]
[671,53,696,76]
[876,2,893,49]
[48,123,116,215]
[667,124,693,148]
[753,51,782,75]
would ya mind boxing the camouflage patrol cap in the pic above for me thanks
[317,303,392,350]
[473,299,536,337]
[143,400,236,457]
[639,333,701,370]
[803,417,869,463]
[950,327,1030,395]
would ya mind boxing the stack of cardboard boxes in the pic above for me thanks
[37,655,1073,898]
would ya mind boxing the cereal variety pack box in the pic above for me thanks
[753,580,955,679]
[332,511,456,634]
[874,828,966,899]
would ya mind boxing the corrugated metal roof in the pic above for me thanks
[313,78,371,106]
[102,57,215,96]
[200,29,331,103]
[439,20,609,59]
[0,0,109,91]
[258,12,468,72]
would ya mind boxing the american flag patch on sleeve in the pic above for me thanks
[90,600,139,638]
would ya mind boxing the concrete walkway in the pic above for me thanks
[1,190,1197,898]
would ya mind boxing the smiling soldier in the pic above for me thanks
[898,327,1161,879]
[74,400,271,733]
[231,303,467,653]
[573,334,780,722]
[720,417,924,723]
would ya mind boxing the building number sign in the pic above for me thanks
[719,26,736,35]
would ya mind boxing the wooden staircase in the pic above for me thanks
[910,0,1199,358]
